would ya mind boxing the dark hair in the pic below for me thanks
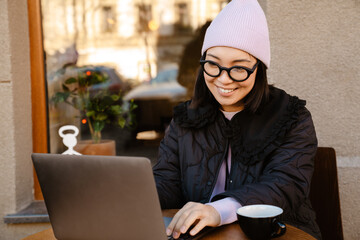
[190,54,269,113]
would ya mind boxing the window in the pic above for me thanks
[102,6,116,33]
[177,3,189,27]
[32,0,227,198]
[137,3,152,32]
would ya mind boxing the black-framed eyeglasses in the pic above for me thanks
[200,59,259,82]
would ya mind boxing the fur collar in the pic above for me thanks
[173,87,306,165]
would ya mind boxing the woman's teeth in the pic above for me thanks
[219,88,235,93]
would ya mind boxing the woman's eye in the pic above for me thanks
[208,62,218,68]
[232,67,246,73]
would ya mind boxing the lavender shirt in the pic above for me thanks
[206,110,242,225]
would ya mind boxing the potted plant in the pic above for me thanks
[51,65,137,155]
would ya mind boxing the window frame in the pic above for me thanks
[28,0,48,200]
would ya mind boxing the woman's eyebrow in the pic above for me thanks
[207,53,220,60]
[233,59,251,63]
[207,53,251,63]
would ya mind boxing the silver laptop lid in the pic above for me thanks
[32,153,167,240]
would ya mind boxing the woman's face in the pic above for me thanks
[204,46,258,112]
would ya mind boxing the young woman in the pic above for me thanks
[153,0,321,239]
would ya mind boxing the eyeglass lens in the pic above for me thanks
[203,62,248,81]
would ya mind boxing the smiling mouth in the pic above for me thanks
[218,87,237,93]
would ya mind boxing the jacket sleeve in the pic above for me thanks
[153,119,185,209]
[213,108,317,211]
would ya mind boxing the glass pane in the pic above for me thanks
[41,0,228,161]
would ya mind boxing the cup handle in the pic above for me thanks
[271,220,286,238]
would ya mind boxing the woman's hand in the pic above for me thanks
[166,202,221,239]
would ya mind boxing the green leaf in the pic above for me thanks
[93,121,105,132]
[65,77,77,84]
[111,94,120,101]
[86,110,96,117]
[96,113,108,121]
[130,100,138,111]
[62,84,70,92]
[118,117,126,128]
[52,92,70,103]
[110,105,122,114]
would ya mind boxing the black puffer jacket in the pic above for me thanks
[153,87,321,239]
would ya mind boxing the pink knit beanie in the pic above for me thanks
[201,0,270,68]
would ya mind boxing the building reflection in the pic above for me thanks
[41,0,228,155]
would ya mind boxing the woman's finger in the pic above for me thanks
[172,204,201,234]
[166,202,196,236]
[177,209,202,234]
[189,218,208,236]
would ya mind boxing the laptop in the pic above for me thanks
[32,153,168,240]
[32,153,213,240]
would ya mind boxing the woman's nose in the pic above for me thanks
[217,70,233,84]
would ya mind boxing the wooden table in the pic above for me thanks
[23,209,315,240]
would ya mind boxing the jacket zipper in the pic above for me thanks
[228,145,235,190]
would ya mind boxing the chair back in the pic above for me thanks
[309,147,344,240]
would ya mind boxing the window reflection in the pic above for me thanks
[102,6,116,33]
[42,0,228,159]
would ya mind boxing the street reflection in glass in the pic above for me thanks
[41,0,228,160]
